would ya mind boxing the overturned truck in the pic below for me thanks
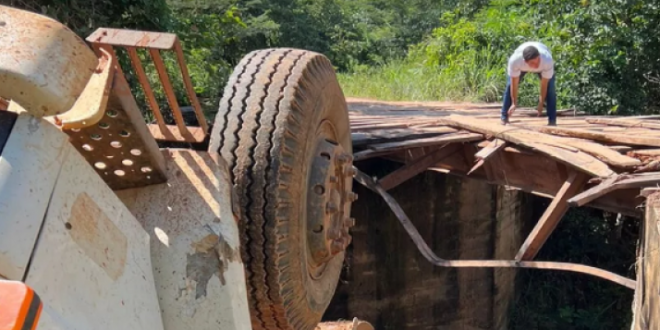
[0,4,658,330]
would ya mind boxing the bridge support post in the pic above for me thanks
[515,170,589,261]
[631,191,660,329]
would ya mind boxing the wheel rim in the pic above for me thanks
[306,120,356,279]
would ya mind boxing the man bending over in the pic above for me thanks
[501,41,556,126]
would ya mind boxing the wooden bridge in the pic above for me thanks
[347,98,660,326]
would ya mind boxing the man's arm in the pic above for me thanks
[539,77,549,106]
[510,76,520,107]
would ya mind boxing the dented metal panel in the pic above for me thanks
[24,138,164,330]
[0,112,69,280]
[0,6,98,117]
[116,149,251,330]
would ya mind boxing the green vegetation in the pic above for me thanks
[3,0,648,328]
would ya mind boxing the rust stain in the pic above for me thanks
[68,192,128,280]
[137,34,151,47]
[186,232,239,298]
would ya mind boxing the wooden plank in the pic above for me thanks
[440,115,615,177]
[475,139,507,159]
[632,192,660,329]
[629,149,660,156]
[367,132,484,152]
[506,127,641,168]
[516,170,590,261]
[378,144,461,190]
[526,125,660,147]
[556,137,640,168]
[587,117,660,130]
[568,173,660,207]
[468,139,507,175]
[351,127,456,146]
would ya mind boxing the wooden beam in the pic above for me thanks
[378,144,461,191]
[526,125,660,147]
[632,192,660,329]
[568,173,660,207]
[515,170,590,261]
[440,115,615,177]
[366,132,483,151]
[384,145,644,216]
[352,127,456,146]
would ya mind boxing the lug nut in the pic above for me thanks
[327,227,341,240]
[345,166,357,177]
[337,154,351,164]
[315,250,329,259]
[346,192,358,202]
[326,202,338,214]
[331,240,344,254]
[343,235,352,247]
[344,217,356,228]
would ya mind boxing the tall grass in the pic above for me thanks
[338,54,546,107]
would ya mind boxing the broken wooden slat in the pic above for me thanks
[440,115,615,177]
[475,139,507,159]
[378,144,461,190]
[506,126,641,168]
[568,173,660,207]
[554,137,641,168]
[467,139,507,175]
[527,125,660,147]
[516,170,590,261]
[353,149,397,162]
[351,127,456,146]
[366,132,484,152]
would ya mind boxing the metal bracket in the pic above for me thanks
[55,48,115,130]
[86,28,208,143]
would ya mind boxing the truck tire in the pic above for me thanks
[209,48,355,330]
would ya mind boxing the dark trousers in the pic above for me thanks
[501,72,556,125]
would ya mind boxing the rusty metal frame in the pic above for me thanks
[86,28,208,143]
[354,169,636,290]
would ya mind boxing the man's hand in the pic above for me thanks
[536,102,544,117]
[508,104,517,117]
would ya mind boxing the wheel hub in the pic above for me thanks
[307,138,357,273]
